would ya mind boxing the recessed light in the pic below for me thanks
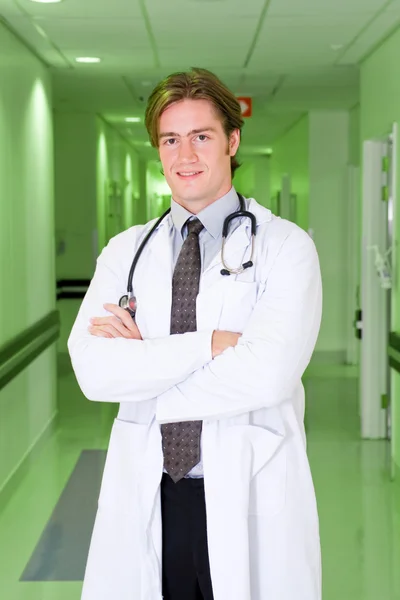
[30,0,63,3]
[125,117,141,123]
[75,57,101,63]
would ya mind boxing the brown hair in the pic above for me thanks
[145,67,244,176]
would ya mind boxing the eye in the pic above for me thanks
[196,134,208,142]
[165,138,177,146]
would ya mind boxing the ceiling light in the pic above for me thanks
[125,117,141,123]
[75,57,101,63]
[30,0,63,3]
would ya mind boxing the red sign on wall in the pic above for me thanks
[237,96,252,117]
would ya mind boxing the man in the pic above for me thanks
[68,67,322,600]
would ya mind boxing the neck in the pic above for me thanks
[174,184,233,215]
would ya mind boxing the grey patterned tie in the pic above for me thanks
[161,218,204,483]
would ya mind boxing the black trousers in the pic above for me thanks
[161,473,214,600]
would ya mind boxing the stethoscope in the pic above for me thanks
[119,193,257,318]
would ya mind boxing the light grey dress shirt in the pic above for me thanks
[168,185,242,478]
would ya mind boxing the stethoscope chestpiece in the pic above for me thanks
[119,294,137,319]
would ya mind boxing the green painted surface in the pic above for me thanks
[270,115,309,230]
[361,25,400,477]
[0,22,57,497]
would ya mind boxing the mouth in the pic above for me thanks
[176,170,203,180]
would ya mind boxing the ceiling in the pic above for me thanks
[1,0,400,155]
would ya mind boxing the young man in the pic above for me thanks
[68,68,323,600]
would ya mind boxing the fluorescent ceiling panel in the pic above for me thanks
[152,16,257,47]
[256,15,373,49]
[337,10,400,63]
[281,66,359,87]
[268,0,389,16]
[35,18,152,50]
[159,47,249,69]
[11,0,143,18]
[145,0,266,19]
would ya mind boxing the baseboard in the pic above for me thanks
[0,411,57,514]
[394,463,400,486]
[57,351,73,376]
[310,350,347,365]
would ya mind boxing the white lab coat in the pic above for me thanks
[68,197,323,600]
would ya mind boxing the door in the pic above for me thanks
[360,125,397,441]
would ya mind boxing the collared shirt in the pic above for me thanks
[168,185,241,478]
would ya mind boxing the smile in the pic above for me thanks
[177,171,202,177]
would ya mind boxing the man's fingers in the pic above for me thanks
[91,316,132,338]
[103,303,137,331]
[88,326,113,339]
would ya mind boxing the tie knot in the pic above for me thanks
[186,218,204,237]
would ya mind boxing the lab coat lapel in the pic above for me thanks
[136,222,173,338]
[195,221,252,331]
[203,221,251,280]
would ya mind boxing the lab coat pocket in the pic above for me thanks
[235,423,287,517]
[248,439,287,517]
[218,280,258,332]
[97,418,152,516]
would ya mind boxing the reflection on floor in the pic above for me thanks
[0,358,399,599]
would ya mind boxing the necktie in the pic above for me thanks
[161,218,204,483]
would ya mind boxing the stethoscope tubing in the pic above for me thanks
[120,193,256,313]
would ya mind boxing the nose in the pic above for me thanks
[178,138,197,163]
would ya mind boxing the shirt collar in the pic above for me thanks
[170,186,239,240]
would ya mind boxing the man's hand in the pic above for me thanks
[88,303,142,339]
[212,330,242,358]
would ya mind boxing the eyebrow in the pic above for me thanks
[159,127,217,139]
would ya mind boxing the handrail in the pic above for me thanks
[0,310,60,391]
[389,332,400,374]
[57,279,90,300]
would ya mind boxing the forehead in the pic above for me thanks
[159,98,223,132]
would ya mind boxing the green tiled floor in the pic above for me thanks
[0,359,399,599]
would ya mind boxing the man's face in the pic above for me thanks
[158,98,240,212]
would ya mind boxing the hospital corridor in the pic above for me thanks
[1,0,400,599]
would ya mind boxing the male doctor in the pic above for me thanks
[68,67,323,600]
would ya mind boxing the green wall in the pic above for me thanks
[96,118,143,250]
[349,104,361,167]
[234,156,270,208]
[360,27,400,476]
[232,160,255,198]
[309,111,350,358]
[270,115,309,231]
[55,115,144,353]
[146,159,171,220]
[0,23,57,495]
[54,113,98,280]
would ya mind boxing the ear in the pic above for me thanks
[229,129,241,156]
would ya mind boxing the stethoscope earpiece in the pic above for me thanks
[220,269,231,276]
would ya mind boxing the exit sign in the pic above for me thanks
[237,97,252,117]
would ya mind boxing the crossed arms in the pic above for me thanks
[68,226,322,421]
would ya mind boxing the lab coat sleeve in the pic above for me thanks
[156,227,322,422]
[67,235,213,403]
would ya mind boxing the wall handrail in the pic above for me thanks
[0,310,60,391]
[56,279,90,300]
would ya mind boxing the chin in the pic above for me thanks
[174,186,205,203]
